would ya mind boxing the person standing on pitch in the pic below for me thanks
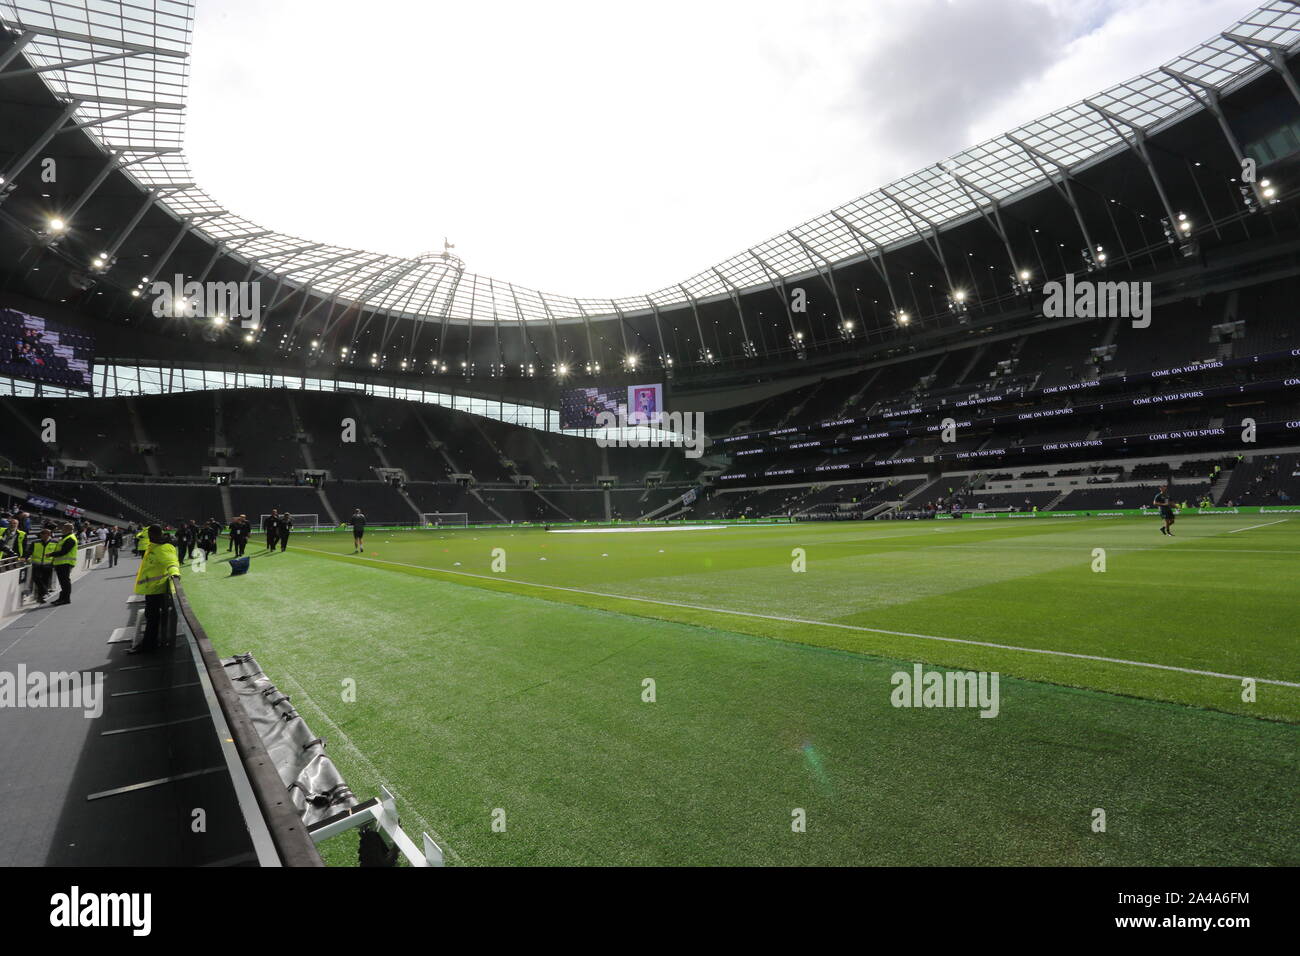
[1154,484,1176,536]
[48,522,78,606]
[231,514,250,557]
[278,511,293,551]
[105,525,122,567]
[264,509,280,551]
[175,520,193,561]
[128,525,180,655]
[351,509,366,553]
[198,518,218,559]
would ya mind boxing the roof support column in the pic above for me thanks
[881,189,956,292]
[1222,31,1300,111]
[0,98,80,190]
[786,231,847,329]
[1006,134,1099,268]
[830,211,901,318]
[1084,100,1180,230]
[710,268,752,347]
[940,165,1024,283]
[104,187,160,259]
[1161,66,1265,208]
[747,250,797,338]
[677,284,710,361]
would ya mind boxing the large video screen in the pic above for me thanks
[0,308,95,392]
[559,382,664,430]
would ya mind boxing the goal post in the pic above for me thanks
[256,513,322,532]
[420,512,469,528]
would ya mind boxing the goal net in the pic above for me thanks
[257,513,323,532]
[421,512,469,528]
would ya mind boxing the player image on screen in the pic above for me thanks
[629,385,661,425]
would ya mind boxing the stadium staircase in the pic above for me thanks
[316,486,341,526]
[285,395,319,472]
[351,398,424,523]
[898,475,943,508]
[528,432,567,484]
[212,391,228,469]
[1044,490,1070,510]
[533,490,574,521]
[836,368,881,416]
[952,345,986,386]
[641,491,692,521]
[212,394,235,521]
[471,488,507,522]
[411,406,477,485]
[726,393,783,436]
[1209,469,1234,504]
[101,483,158,524]
[123,398,160,477]
[409,410,505,521]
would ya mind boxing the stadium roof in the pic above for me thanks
[3,0,1300,328]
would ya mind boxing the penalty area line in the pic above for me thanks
[296,546,1300,690]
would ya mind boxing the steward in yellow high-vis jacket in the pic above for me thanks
[48,522,78,606]
[130,526,181,655]
[134,527,149,557]
[26,526,56,604]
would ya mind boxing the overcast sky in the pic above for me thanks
[185,0,1251,298]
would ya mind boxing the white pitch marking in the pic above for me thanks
[545,524,726,534]
[280,673,465,865]
[295,547,1300,690]
[1226,519,1289,534]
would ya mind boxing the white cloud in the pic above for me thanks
[184,0,1255,298]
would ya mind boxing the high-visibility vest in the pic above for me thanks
[29,539,55,564]
[135,529,149,548]
[134,542,180,595]
[51,533,78,566]
[14,529,25,555]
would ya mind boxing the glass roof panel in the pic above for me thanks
[3,1,1298,323]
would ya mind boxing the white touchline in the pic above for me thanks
[296,547,1300,689]
[280,673,465,865]
[934,545,1300,555]
[546,524,727,534]
[1226,519,1289,534]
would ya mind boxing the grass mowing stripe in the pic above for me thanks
[294,545,1300,690]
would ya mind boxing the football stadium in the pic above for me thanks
[0,0,1297,899]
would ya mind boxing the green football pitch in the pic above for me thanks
[182,516,1299,866]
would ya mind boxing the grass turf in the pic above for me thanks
[183,516,1299,865]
